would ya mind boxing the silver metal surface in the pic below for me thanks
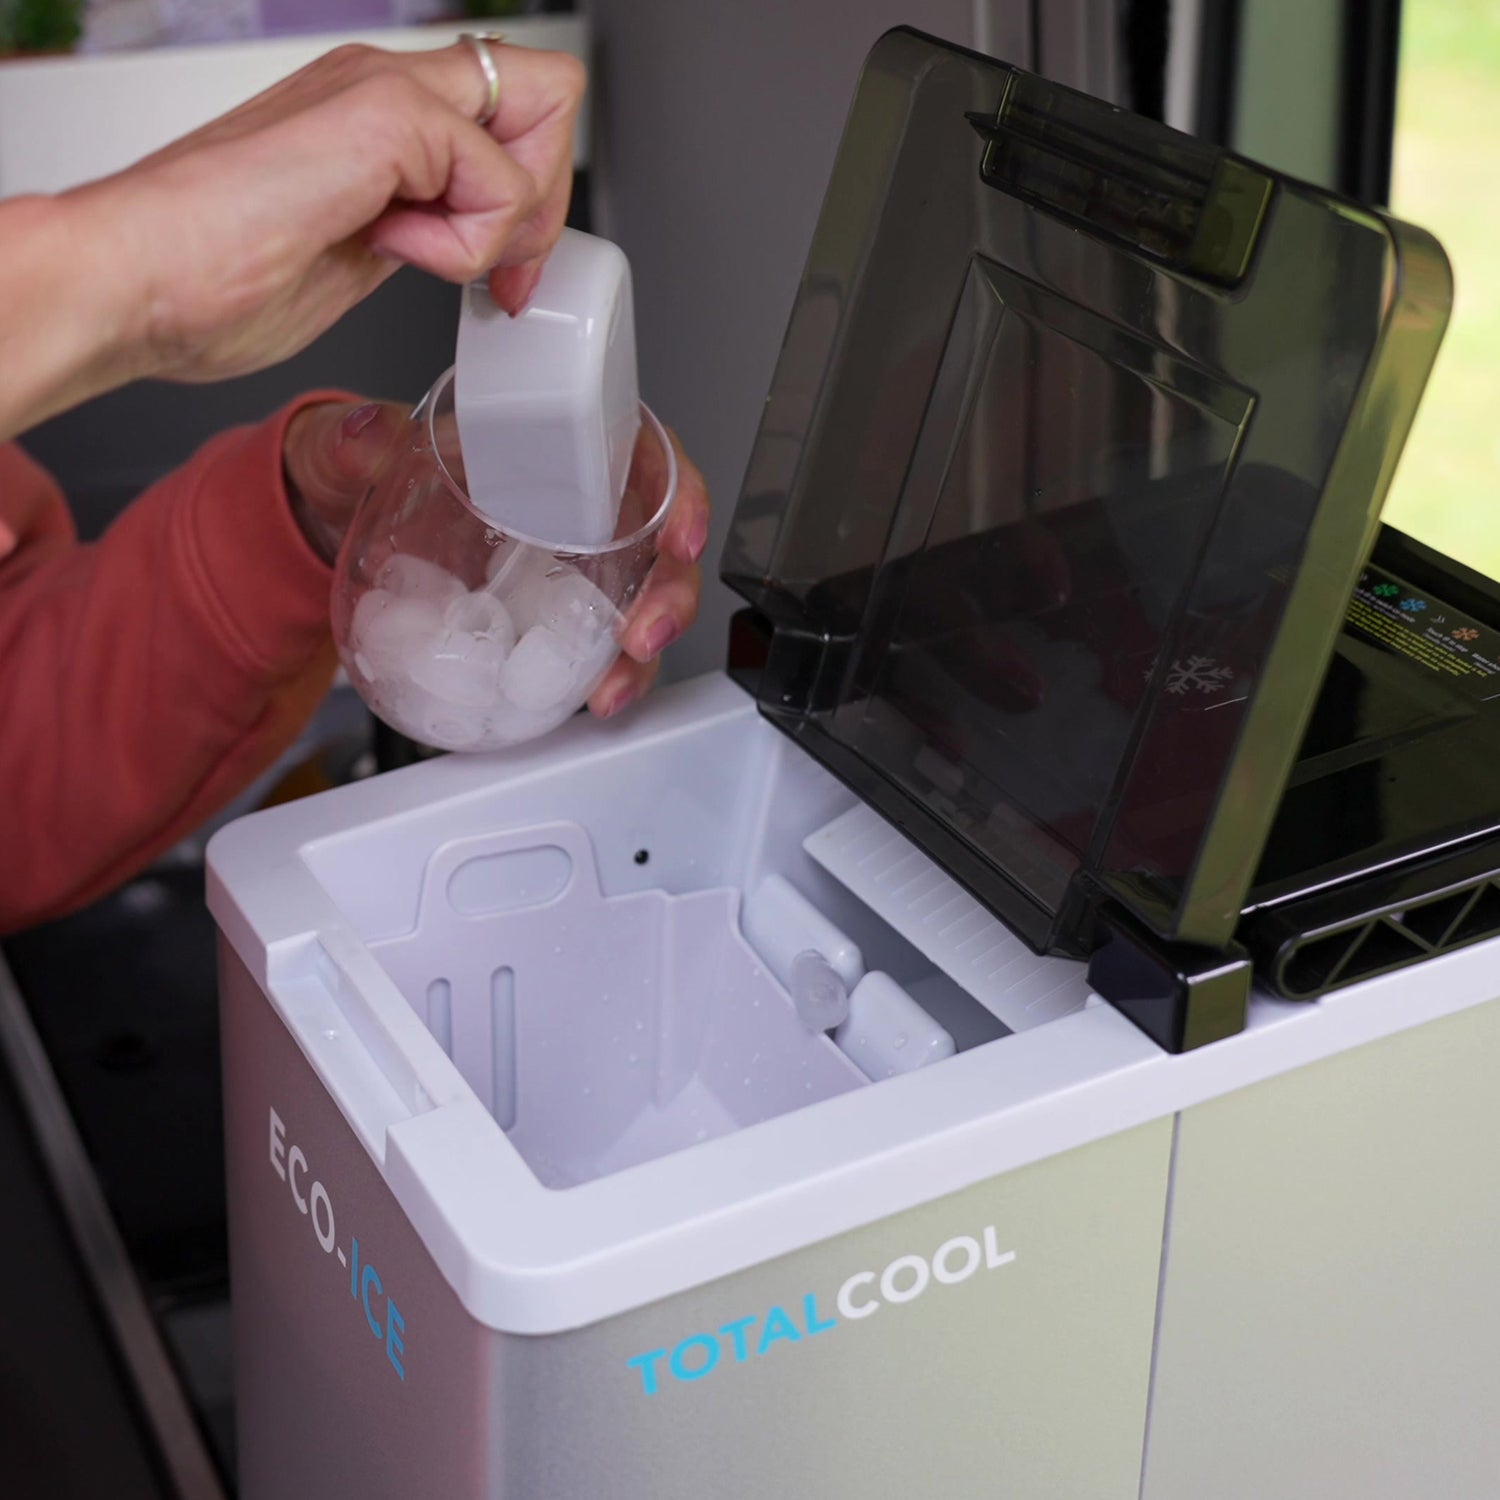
[1142,993,1500,1499]
[1036,0,1125,103]
[0,952,227,1500]
[224,941,1172,1499]
[581,0,982,685]
[972,0,1035,64]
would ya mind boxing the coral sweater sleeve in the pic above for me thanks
[0,395,347,934]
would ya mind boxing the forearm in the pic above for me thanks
[0,400,339,933]
[0,190,148,443]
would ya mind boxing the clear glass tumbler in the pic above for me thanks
[332,367,677,752]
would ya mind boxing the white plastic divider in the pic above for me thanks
[363,819,866,1187]
[804,803,1093,1032]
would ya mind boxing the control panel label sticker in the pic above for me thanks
[1348,566,1500,699]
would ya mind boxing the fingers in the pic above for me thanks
[658,430,711,566]
[614,424,709,664]
[284,398,406,506]
[489,259,545,316]
[618,551,703,665]
[86,35,587,391]
[182,39,582,161]
[398,41,585,151]
[341,75,543,284]
[283,398,405,559]
[588,654,661,721]
[469,46,582,296]
[367,185,537,285]
[585,428,710,719]
[356,41,582,289]
[156,41,582,290]
[487,181,572,312]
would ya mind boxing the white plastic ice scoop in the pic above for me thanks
[455,229,641,547]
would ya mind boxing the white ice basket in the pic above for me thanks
[367,819,864,1188]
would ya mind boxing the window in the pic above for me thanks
[1385,1,1500,575]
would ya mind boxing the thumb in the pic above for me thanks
[284,399,405,510]
[283,399,405,561]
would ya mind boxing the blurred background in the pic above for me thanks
[0,3,1495,1497]
[1387,0,1500,576]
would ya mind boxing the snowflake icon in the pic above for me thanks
[1453,627,1480,642]
[1399,597,1427,613]
[1372,583,1401,598]
[1164,656,1235,696]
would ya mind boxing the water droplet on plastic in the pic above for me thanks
[893,1033,908,1050]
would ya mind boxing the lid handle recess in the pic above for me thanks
[966,74,1272,285]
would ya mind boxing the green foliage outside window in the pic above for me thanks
[1388,0,1500,576]
[0,0,84,54]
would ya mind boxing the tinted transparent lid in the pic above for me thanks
[724,28,1451,955]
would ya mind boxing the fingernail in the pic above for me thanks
[342,403,381,440]
[644,617,679,660]
[604,685,638,719]
[516,262,544,315]
[686,514,710,563]
[494,265,539,319]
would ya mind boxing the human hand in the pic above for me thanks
[284,401,711,722]
[282,398,407,564]
[587,430,711,720]
[70,39,583,386]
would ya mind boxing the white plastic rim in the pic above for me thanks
[423,365,678,558]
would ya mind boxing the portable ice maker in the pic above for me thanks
[208,30,1500,1500]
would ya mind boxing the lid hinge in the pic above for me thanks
[1086,903,1250,1052]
